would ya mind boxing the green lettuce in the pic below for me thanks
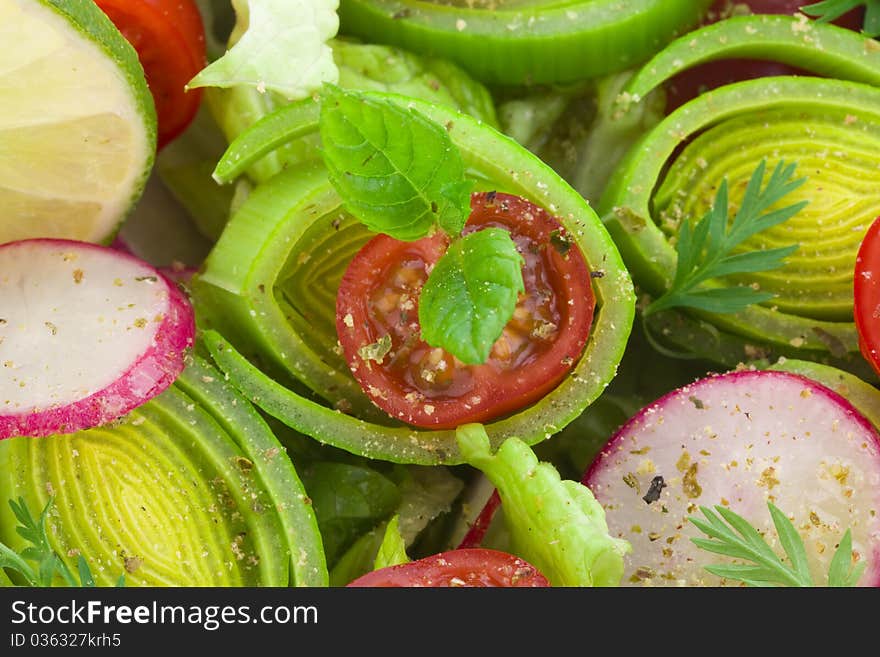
[456,424,630,587]
[373,516,409,571]
[328,466,463,586]
[188,0,339,99]
[299,462,400,567]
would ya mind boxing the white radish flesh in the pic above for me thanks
[0,239,194,438]
[583,369,880,586]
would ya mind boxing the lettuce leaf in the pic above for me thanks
[373,516,409,571]
[456,424,630,587]
[328,465,463,585]
[299,461,400,566]
[188,0,339,99]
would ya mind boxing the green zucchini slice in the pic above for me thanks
[0,357,327,587]
[337,0,713,85]
[194,93,635,465]
[599,16,880,375]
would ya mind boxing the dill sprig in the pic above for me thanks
[690,502,865,587]
[0,497,124,587]
[643,159,806,317]
[800,0,880,37]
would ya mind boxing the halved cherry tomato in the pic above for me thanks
[346,548,550,587]
[854,216,880,375]
[335,192,595,429]
[95,0,207,149]
[665,0,866,111]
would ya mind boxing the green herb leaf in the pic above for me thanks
[690,502,863,587]
[373,515,410,571]
[299,462,401,567]
[644,159,806,317]
[800,0,880,37]
[77,556,96,588]
[827,529,867,586]
[419,228,524,365]
[1,498,122,587]
[319,84,473,240]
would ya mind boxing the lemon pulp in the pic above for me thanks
[0,0,156,244]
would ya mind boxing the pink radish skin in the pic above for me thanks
[583,369,880,587]
[0,239,195,439]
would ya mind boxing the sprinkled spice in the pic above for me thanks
[682,463,702,499]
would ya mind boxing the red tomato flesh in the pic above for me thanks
[346,548,550,587]
[854,217,880,375]
[95,0,207,149]
[335,192,595,429]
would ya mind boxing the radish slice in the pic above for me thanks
[583,369,880,587]
[0,239,195,438]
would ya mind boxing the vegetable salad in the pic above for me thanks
[1,0,880,588]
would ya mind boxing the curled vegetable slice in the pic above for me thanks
[0,357,327,587]
[194,93,635,465]
[599,15,880,374]
[336,0,713,85]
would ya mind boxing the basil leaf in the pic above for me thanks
[300,462,401,567]
[419,228,524,365]
[319,84,472,240]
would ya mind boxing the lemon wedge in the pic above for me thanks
[0,0,156,244]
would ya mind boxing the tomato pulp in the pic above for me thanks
[95,0,207,149]
[335,192,595,429]
[854,217,880,375]
[346,548,550,587]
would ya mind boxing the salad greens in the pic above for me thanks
[0,498,123,588]
[4,0,880,589]
[319,84,474,240]
[188,0,339,98]
[457,424,630,587]
[373,516,410,570]
[690,503,865,587]
[418,228,524,365]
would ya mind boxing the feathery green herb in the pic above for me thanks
[690,502,865,587]
[643,159,806,317]
[800,0,880,37]
[0,497,124,587]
